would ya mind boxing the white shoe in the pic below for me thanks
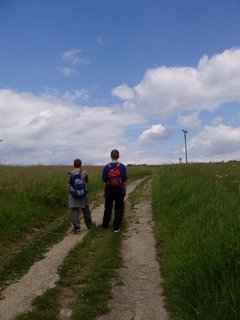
[114,229,120,233]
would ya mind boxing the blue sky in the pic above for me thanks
[1,0,240,165]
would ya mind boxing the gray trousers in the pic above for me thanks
[71,204,94,230]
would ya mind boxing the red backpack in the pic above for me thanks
[108,163,122,187]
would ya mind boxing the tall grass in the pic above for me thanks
[0,165,103,243]
[152,163,240,320]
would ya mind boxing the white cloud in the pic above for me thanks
[2,47,240,165]
[62,49,89,65]
[0,89,145,165]
[138,123,171,145]
[63,89,89,101]
[118,48,240,119]
[177,113,201,129]
[58,66,75,77]
[188,124,240,160]
[58,49,90,77]
[111,84,135,100]
[97,37,104,45]
[43,88,89,101]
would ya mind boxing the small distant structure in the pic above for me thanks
[182,129,188,163]
[179,157,182,164]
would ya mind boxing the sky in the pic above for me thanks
[1,0,240,165]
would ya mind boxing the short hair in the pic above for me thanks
[111,149,119,159]
[73,159,82,168]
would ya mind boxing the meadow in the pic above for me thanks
[0,165,102,243]
[1,162,240,319]
[152,162,240,320]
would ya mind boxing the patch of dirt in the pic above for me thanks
[58,287,76,320]
[97,179,169,320]
[0,179,143,320]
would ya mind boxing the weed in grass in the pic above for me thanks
[114,279,124,286]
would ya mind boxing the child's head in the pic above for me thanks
[73,158,82,168]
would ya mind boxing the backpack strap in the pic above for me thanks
[74,169,84,178]
[108,162,120,167]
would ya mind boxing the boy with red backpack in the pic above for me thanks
[102,149,128,232]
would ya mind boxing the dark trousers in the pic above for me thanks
[82,204,95,229]
[102,192,125,230]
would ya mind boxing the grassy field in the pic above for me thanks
[152,162,240,320]
[0,164,150,289]
[0,165,103,243]
[1,162,240,319]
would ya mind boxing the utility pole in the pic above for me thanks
[182,130,188,163]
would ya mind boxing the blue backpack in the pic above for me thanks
[69,171,87,198]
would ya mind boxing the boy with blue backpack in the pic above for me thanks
[66,158,95,233]
[102,149,128,232]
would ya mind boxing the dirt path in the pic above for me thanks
[97,179,169,320]
[0,179,143,320]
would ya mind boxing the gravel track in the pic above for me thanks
[97,179,169,320]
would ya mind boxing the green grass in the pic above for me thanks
[152,163,240,320]
[3,162,240,319]
[0,165,103,243]
[0,215,69,289]
[16,287,60,320]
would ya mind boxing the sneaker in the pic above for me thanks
[73,228,81,234]
[114,229,120,233]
